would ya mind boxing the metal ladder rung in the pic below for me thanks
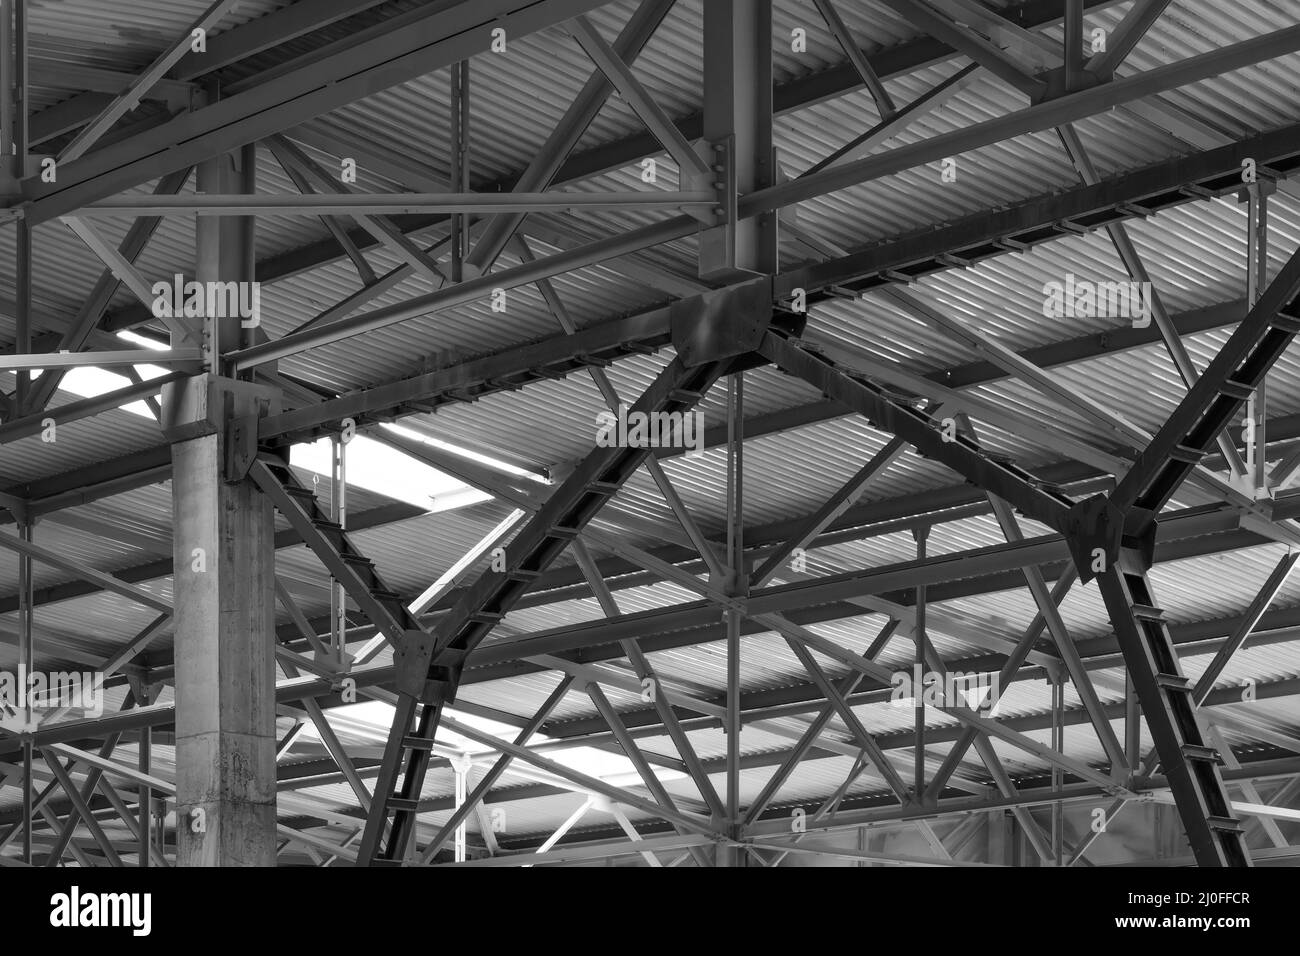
[1130,603,1165,622]
[401,736,435,751]
[548,526,581,540]
[1155,672,1192,691]
[1220,379,1254,400]
[668,389,703,403]
[1170,444,1206,464]
[1207,815,1245,834]
[1182,743,1221,763]
[1272,311,1300,334]
[387,797,421,813]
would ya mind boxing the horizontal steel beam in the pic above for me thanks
[0,350,200,371]
[67,192,716,217]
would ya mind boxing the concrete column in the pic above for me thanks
[168,375,279,866]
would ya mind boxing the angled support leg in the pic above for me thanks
[1095,553,1250,867]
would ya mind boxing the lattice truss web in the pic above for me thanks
[0,0,1297,868]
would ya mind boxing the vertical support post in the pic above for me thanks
[1051,675,1064,864]
[1245,182,1269,494]
[20,745,31,864]
[11,0,26,412]
[449,754,472,863]
[138,682,154,866]
[0,0,11,164]
[154,799,166,859]
[449,60,470,282]
[18,516,32,863]
[721,371,746,866]
[700,0,776,280]
[231,142,257,359]
[4,0,31,864]
[329,435,347,661]
[913,525,929,802]
[1064,0,1083,91]
[168,139,280,866]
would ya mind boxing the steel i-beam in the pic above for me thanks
[1095,557,1250,867]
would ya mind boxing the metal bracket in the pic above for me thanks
[670,277,773,367]
[225,413,260,483]
[1064,493,1122,584]
[693,137,744,279]
[225,397,274,484]
[393,629,439,702]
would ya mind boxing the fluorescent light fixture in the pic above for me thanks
[381,422,549,484]
[117,330,170,351]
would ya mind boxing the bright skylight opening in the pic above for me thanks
[289,434,490,514]
[307,700,686,788]
[56,363,169,419]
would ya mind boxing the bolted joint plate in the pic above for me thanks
[393,629,448,704]
[671,277,802,368]
[1066,496,1157,583]
[1064,493,1123,584]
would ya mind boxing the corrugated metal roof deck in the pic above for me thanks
[4,0,1300,858]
